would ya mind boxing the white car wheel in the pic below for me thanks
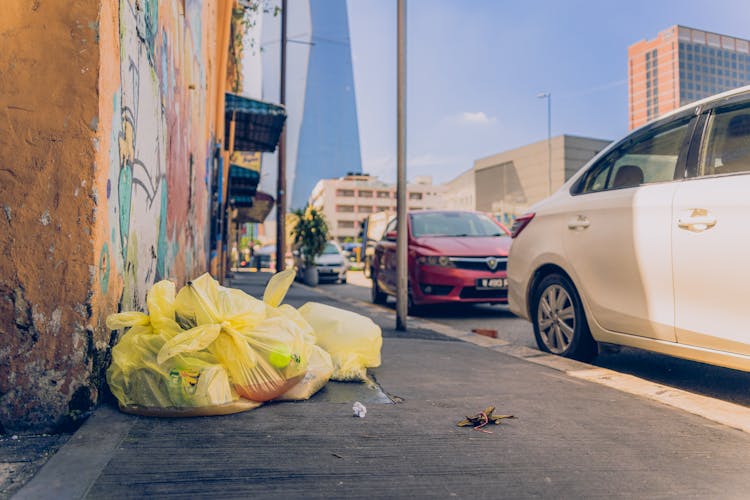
[532,273,597,361]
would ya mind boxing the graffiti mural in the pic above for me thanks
[104,0,211,309]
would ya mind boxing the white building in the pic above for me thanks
[310,174,445,243]
[442,168,475,211]
[474,135,611,225]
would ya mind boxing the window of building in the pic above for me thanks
[377,191,391,199]
[336,189,355,197]
[409,192,423,200]
[358,205,373,213]
[336,205,355,213]
[358,190,373,198]
[338,220,355,229]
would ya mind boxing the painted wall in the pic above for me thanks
[0,0,225,432]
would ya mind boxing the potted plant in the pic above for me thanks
[290,205,329,286]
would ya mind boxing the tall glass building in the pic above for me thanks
[292,0,362,209]
[628,25,750,130]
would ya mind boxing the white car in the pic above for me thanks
[508,85,750,371]
[295,241,349,284]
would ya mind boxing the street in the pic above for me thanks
[327,270,750,409]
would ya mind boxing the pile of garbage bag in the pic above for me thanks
[105,269,382,417]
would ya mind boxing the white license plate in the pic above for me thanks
[476,278,507,290]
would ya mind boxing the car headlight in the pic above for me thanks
[416,255,455,268]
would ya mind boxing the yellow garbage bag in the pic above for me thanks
[106,281,237,410]
[163,272,311,402]
[297,302,382,382]
[276,345,334,401]
[263,268,296,307]
[174,273,267,330]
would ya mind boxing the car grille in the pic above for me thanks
[450,256,507,272]
[459,287,508,300]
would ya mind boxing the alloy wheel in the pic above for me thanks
[536,284,576,354]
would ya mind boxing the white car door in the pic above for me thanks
[562,117,694,342]
[673,104,750,355]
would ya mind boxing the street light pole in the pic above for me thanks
[276,0,287,272]
[396,0,408,330]
[537,92,552,196]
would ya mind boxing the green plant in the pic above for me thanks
[229,1,281,93]
[291,206,329,267]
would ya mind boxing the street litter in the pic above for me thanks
[457,406,514,433]
[105,269,382,417]
[352,401,367,418]
[471,328,498,339]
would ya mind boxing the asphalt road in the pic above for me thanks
[327,270,750,408]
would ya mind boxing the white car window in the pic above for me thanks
[575,118,691,194]
[699,106,750,176]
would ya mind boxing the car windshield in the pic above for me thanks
[410,212,507,238]
[322,242,340,255]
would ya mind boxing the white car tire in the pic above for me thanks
[531,273,597,362]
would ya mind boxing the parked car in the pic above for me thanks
[341,242,359,262]
[370,210,511,308]
[295,240,349,284]
[251,244,275,271]
[508,85,750,370]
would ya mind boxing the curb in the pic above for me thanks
[309,281,750,435]
[13,406,134,499]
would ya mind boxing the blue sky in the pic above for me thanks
[346,0,750,184]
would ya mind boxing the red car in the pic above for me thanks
[370,210,512,308]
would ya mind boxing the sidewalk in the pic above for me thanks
[10,271,750,499]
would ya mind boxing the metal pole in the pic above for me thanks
[547,93,552,196]
[536,92,552,197]
[276,0,287,272]
[396,0,408,330]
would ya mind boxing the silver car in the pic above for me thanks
[296,241,349,284]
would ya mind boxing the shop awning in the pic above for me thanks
[225,93,286,152]
[234,191,275,224]
[228,152,261,208]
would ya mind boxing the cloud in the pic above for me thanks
[459,111,496,125]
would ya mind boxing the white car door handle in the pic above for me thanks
[677,209,716,232]
[678,216,717,232]
[567,216,590,230]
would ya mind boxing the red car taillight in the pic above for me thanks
[510,213,535,239]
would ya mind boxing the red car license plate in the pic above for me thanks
[476,278,507,290]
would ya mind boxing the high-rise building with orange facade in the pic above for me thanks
[628,26,750,130]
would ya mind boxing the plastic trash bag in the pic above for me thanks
[173,273,267,331]
[276,345,334,401]
[298,302,382,382]
[263,268,296,307]
[164,271,311,402]
[106,281,238,411]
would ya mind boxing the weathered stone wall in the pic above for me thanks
[0,0,220,433]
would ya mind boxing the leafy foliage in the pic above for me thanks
[290,206,329,266]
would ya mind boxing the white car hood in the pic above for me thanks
[315,254,344,265]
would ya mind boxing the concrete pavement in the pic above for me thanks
[9,271,750,499]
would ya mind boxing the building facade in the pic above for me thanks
[474,135,611,225]
[629,25,750,130]
[442,168,476,211]
[310,174,445,242]
[0,0,242,432]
